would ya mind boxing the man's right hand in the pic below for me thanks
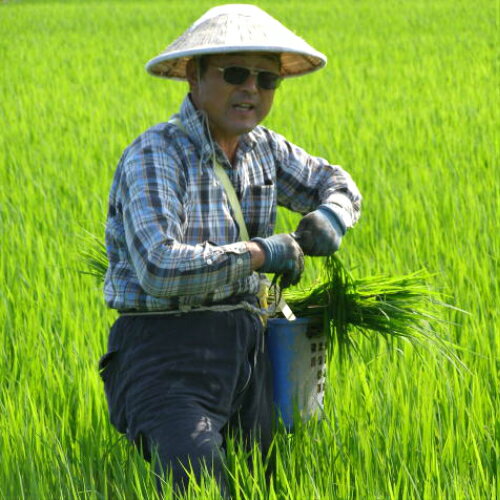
[251,233,304,288]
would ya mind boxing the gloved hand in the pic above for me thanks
[292,206,346,256]
[252,233,304,288]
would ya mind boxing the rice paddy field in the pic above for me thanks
[0,0,497,498]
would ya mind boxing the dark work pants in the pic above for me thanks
[99,307,274,495]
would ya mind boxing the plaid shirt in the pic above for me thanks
[104,95,361,311]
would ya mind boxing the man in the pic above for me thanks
[99,4,361,494]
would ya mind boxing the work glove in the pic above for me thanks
[292,205,346,256]
[252,233,304,289]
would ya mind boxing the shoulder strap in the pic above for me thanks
[169,117,250,241]
[211,162,250,241]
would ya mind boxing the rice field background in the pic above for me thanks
[0,0,497,498]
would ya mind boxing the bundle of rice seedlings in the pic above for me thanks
[282,255,456,357]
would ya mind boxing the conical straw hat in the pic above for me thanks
[146,4,327,80]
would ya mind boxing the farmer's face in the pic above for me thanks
[188,53,280,144]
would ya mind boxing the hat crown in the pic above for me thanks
[191,4,267,29]
[166,5,302,53]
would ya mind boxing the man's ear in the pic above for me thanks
[186,59,198,90]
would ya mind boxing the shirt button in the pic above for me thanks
[237,258,243,265]
[207,259,213,265]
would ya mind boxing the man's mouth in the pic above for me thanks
[233,103,255,111]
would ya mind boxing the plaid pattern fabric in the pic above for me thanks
[104,95,361,311]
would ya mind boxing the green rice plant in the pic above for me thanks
[79,230,108,282]
[283,256,460,357]
[1,0,496,498]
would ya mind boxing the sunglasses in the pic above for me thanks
[214,66,282,90]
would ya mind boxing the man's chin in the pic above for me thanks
[233,121,259,135]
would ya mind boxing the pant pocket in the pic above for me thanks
[236,358,252,396]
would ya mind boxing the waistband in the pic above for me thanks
[118,294,261,317]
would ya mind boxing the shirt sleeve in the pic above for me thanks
[119,131,252,298]
[269,130,362,229]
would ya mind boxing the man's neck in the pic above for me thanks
[213,135,239,165]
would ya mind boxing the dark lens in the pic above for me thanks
[223,67,250,85]
[222,66,282,90]
[257,71,282,90]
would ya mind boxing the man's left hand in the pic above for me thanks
[292,206,345,256]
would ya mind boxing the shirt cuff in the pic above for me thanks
[318,204,347,234]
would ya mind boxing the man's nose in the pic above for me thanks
[239,74,259,92]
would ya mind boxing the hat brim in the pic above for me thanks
[145,46,326,81]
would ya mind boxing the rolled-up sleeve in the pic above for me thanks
[270,131,362,229]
